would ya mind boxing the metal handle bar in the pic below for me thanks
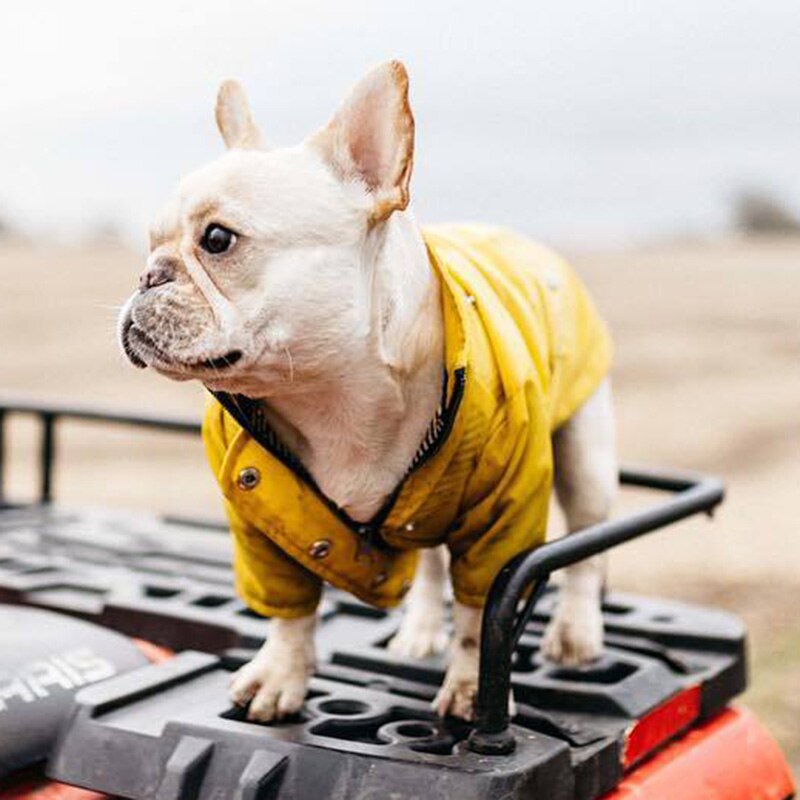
[0,398,199,504]
[467,466,725,755]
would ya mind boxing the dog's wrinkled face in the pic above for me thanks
[119,62,414,396]
[119,146,371,394]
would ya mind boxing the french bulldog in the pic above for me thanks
[119,61,616,723]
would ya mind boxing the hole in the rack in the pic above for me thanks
[396,722,435,738]
[409,719,472,755]
[410,737,459,756]
[312,709,450,748]
[318,699,370,716]
[602,601,633,615]
[651,614,674,623]
[549,660,637,685]
[220,705,307,725]
[191,594,232,608]
[144,585,181,599]
[236,606,267,619]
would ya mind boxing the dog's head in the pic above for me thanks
[118,61,415,395]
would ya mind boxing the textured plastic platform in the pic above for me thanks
[2,504,748,799]
[46,636,746,800]
[0,505,396,661]
[48,651,576,800]
[0,505,343,653]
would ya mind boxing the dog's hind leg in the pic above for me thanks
[387,545,449,658]
[542,379,617,666]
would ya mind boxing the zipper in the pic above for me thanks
[211,366,466,544]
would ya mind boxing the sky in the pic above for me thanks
[1,0,799,247]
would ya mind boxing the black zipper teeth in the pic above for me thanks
[212,367,466,539]
[404,368,465,475]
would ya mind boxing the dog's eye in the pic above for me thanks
[200,224,236,255]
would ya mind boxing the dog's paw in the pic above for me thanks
[541,599,604,667]
[229,625,315,723]
[388,613,448,659]
[432,643,479,720]
[230,614,316,722]
[230,656,309,722]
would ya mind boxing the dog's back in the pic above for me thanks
[424,223,612,431]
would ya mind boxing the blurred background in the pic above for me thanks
[1,0,798,769]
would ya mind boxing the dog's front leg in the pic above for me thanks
[388,546,449,658]
[230,612,316,721]
[433,602,481,720]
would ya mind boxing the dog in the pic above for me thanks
[119,61,617,723]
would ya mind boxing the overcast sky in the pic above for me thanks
[2,1,799,246]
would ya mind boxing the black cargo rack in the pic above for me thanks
[0,399,731,800]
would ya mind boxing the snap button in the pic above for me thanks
[372,571,388,588]
[356,524,371,537]
[404,521,416,533]
[237,467,260,490]
[309,539,332,559]
[465,294,477,305]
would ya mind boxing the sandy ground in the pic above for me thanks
[1,235,798,769]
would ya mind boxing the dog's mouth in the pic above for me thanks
[121,317,242,374]
[199,350,243,370]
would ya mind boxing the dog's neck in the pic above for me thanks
[261,212,445,522]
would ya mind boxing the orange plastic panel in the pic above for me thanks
[130,638,174,664]
[606,707,796,800]
[0,773,107,799]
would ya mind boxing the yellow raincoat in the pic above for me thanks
[202,225,612,618]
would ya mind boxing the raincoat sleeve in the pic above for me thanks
[202,398,323,619]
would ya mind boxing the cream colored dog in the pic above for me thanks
[119,62,616,723]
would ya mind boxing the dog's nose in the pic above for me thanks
[139,259,176,292]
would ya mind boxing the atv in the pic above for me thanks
[0,399,795,799]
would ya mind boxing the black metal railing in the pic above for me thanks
[0,398,724,756]
[467,466,724,754]
[0,398,200,504]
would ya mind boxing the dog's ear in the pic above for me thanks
[311,61,415,223]
[216,80,264,150]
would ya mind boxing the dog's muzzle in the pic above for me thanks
[119,309,243,373]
